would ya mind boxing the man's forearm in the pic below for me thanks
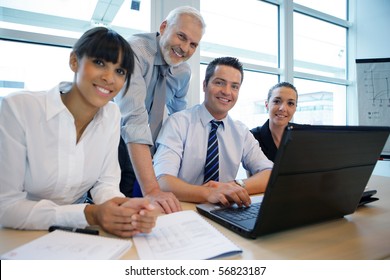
[128,142,160,195]
[158,175,210,203]
[245,169,272,194]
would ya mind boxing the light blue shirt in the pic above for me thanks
[114,32,191,146]
[153,104,273,185]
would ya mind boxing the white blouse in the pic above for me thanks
[0,82,124,230]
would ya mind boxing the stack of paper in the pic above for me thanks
[1,230,132,260]
[133,210,242,259]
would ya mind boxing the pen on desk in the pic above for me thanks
[48,225,99,235]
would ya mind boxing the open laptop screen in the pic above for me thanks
[255,125,390,236]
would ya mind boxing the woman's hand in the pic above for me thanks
[84,197,158,238]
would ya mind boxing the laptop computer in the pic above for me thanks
[196,125,390,239]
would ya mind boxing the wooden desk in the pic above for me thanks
[1,175,389,260]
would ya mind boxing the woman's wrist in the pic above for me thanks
[84,204,97,226]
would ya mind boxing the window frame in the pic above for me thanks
[198,0,353,125]
[0,0,357,123]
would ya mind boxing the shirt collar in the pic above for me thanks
[154,34,167,66]
[199,103,227,130]
[46,82,68,121]
[45,82,106,124]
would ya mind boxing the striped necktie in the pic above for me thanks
[204,120,223,183]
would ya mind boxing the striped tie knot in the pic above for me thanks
[210,120,221,131]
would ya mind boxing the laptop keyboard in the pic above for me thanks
[211,202,261,222]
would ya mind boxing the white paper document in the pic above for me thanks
[1,230,132,260]
[133,210,242,260]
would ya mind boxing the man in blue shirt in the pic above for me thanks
[115,6,206,213]
[153,57,273,207]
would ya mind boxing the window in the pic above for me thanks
[200,0,278,67]
[294,13,347,79]
[292,1,349,125]
[0,41,73,97]
[0,0,150,38]
[0,0,151,97]
[200,0,279,129]
[293,78,346,125]
[294,0,347,20]
[200,0,350,127]
[1,0,352,126]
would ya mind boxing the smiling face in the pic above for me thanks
[159,14,203,66]
[69,52,127,110]
[203,65,242,120]
[266,86,297,128]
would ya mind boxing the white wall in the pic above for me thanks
[347,0,390,124]
[356,0,390,59]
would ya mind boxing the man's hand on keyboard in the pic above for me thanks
[203,181,251,207]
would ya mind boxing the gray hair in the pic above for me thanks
[165,6,206,35]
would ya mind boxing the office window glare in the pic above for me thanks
[293,78,347,125]
[294,13,347,79]
[199,0,279,129]
[199,65,278,129]
[0,0,151,38]
[200,0,278,67]
[0,0,151,97]
[292,0,349,126]
[1,0,97,20]
[0,40,73,97]
[199,0,348,127]
[111,0,151,33]
[294,0,347,20]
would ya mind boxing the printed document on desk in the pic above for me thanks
[133,210,242,260]
[1,229,132,260]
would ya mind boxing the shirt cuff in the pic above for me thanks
[121,124,153,145]
[55,204,89,228]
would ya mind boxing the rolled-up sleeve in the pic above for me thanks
[242,130,274,174]
[153,116,185,179]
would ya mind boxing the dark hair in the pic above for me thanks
[267,82,298,103]
[73,27,134,93]
[204,57,244,86]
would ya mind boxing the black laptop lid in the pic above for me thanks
[254,125,390,237]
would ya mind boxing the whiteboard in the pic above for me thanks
[356,58,390,156]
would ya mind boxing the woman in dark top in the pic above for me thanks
[250,82,298,161]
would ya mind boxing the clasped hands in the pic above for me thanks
[85,197,160,238]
